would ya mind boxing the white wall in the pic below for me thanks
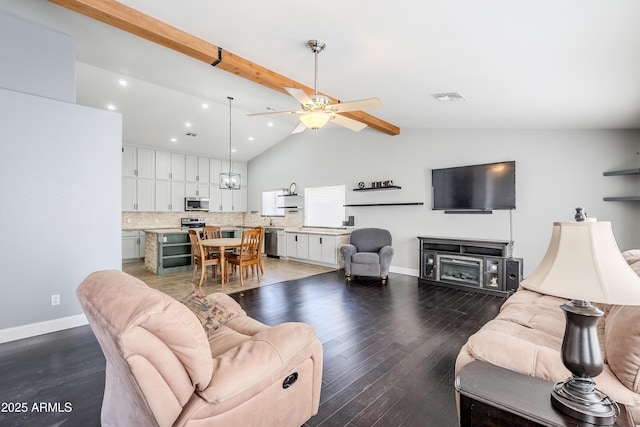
[0,11,120,342]
[248,128,640,276]
[0,89,122,339]
[0,11,76,103]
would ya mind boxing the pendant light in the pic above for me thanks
[219,96,240,190]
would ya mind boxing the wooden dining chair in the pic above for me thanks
[202,225,222,239]
[202,225,222,259]
[227,228,261,288]
[188,229,220,287]
[255,226,265,275]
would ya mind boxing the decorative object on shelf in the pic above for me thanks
[289,182,297,195]
[219,96,241,190]
[248,40,383,133]
[574,207,587,221]
[353,180,401,191]
[520,213,640,425]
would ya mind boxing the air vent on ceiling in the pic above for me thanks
[431,92,466,102]
[186,132,197,137]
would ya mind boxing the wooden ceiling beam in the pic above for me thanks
[48,0,400,136]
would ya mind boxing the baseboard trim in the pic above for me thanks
[390,266,419,277]
[0,314,88,344]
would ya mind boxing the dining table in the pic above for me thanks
[201,237,242,284]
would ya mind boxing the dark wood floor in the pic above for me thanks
[0,271,504,427]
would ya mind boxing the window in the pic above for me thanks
[261,189,284,216]
[304,184,345,227]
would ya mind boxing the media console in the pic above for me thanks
[418,236,523,296]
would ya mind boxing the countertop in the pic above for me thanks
[141,226,241,234]
[284,227,352,236]
[127,226,351,236]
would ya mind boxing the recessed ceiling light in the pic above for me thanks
[185,122,192,127]
[231,148,237,153]
[248,136,254,141]
[202,103,209,109]
[117,79,128,87]
[170,137,177,142]
[107,104,117,111]
[267,122,274,127]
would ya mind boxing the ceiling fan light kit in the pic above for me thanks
[248,39,383,133]
[300,111,332,130]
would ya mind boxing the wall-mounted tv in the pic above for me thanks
[432,161,516,211]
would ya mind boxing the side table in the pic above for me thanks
[455,361,634,427]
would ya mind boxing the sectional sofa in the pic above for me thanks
[456,250,640,423]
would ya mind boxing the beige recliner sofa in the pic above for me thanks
[456,250,640,423]
[77,270,323,427]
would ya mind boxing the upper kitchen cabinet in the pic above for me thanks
[122,146,155,179]
[122,146,155,211]
[122,176,154,211]
[155,180,185,212]
[185,155,210,183]
[155,151,185,181]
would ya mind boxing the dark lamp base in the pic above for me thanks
[551,377,619,425]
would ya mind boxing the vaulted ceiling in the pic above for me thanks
[3,0,640,161]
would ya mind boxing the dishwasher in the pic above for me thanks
[264,228,281,257]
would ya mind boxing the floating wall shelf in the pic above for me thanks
[603,168,640,201]
[344,202,424,207]
[603,197,640,202]
[603,168,640,176]
[353,186,402,191]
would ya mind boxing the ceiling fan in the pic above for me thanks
[248,40,383,133]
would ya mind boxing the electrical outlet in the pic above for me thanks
[51,294,60,306]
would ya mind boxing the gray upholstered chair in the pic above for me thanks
[340,228,394,284]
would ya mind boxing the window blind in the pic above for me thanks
[304,184,345,227]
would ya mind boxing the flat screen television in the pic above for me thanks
[432,161,516,211]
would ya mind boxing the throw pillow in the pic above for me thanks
[182,290,236,338]
[604,304,640,392]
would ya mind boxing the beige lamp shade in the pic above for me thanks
[300,112,331,130]
[521,220,640,305]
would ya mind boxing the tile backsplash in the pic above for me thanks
[122,211,302,230]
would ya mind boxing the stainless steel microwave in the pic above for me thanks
[184,197,210,211]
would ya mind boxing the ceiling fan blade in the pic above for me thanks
[247,109,304,117]
[331,114,367,132]
[291,121,307,134]
[285,87,313,106]
[330,97,383,113]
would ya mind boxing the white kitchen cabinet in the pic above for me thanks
[286,232,309,259]
[308,234,337,264]
[156,151,185,181]
[185,182,210,198]
[122,177,155,211]
[122,230,145,261]
[155,180,185,212]
[186,155,210,183]
[122,146,155,178]
[137,179,155,211]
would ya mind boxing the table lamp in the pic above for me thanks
[521,212,640,425]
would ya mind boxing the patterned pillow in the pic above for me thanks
[182,290,235,338]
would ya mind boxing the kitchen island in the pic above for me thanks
[143,227,241,274]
